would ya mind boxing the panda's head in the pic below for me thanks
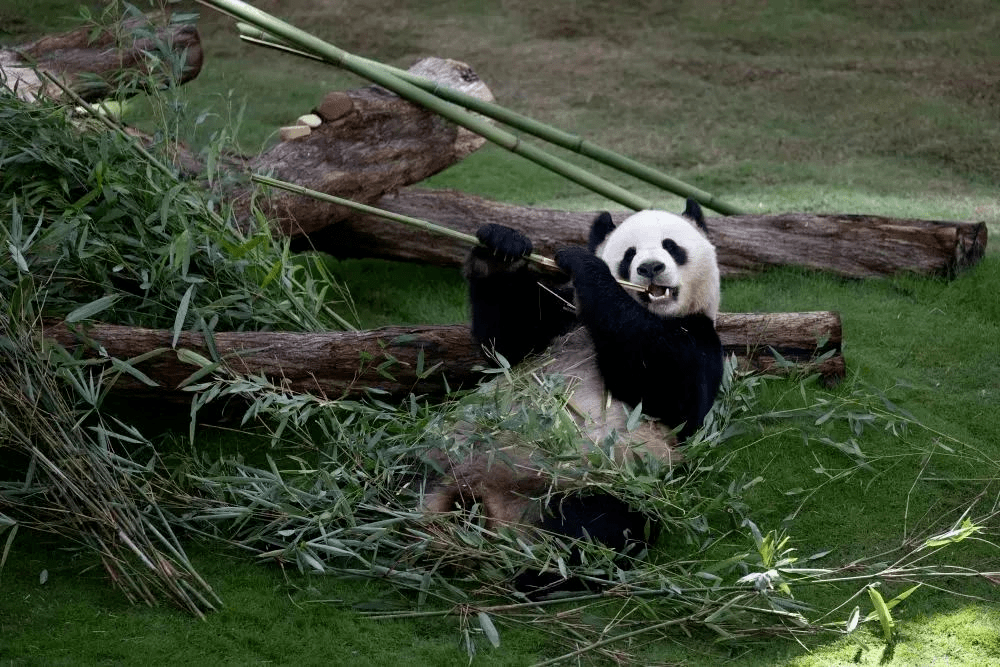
[589,200,720,321]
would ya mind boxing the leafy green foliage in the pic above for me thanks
[0,312,220,614]
[147,351,996,659]
[0,88,354,332]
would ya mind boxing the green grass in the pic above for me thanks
[3,1,1000,665]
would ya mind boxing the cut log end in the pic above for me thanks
[951,221,989,277]
[250,57,495,237]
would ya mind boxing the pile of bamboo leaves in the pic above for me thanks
[0,58,351,610]
[169,351,999,661]
[0,311,220,615]
[0,84,353,333]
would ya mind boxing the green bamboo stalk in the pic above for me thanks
[235,26,745,216]
[250,174,646,294]
[198,0,657,212]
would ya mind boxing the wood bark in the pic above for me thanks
[0,16,202,102]
[42,311,843,404]
[250,58,494,237]
[300,187,987,279]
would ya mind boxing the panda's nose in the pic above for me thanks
[636,260,666,278]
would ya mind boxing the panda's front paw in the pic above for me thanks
[475,224,533,261]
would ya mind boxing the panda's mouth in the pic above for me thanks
[646,284,679,302]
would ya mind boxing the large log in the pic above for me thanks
[300,188,987,279]
[0,16,202,102]
[251,58,494,237]
[42,312,844,404]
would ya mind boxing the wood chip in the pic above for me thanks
[297,113,322,128]
[279,125,311,141]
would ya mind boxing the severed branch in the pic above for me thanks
[300,187,988,279]
[42,312,844,405]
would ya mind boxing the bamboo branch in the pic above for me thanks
[234,24,745,216]
[197,0,715,214]
[251,174,645,294]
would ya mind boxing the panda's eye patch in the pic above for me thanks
[661,239,688,266]
[618,247,636,280]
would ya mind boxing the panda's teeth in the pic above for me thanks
[646,284,679,301]
[647,284,667,298]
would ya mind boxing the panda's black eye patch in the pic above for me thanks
[618,247,636,280]
[662,239,687,266]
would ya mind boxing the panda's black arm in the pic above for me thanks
[555,247,723,439]
[554,247,683,339]
[466,225,577,365]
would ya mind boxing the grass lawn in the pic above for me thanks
[2,1,999,665]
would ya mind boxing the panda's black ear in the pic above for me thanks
[588,212,615,253]
[683,199,708,233]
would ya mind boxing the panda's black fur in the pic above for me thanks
[431,200,723,593]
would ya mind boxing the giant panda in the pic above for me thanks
[424,199,723,588]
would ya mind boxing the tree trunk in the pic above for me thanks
[301,188,987,279]
[250,58,494,237]
[43,311,843,404]
[0,16,203,102]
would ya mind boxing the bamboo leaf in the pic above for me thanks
[65,294,119,323]
[845,606,860,633]
[923,519,980,547]
[172,284,195,348]
[108,356,160,387]
[261,259,283,289]
[176,344,225,388]
[478,611,501,648]
[6,240,29,272]
[160,183,184,231]
[176,348,215,368]
[626,401,643,431]
[415,346,425,377]
[864,583,922,623]
[886,583,922,608]
[867,586,894,643]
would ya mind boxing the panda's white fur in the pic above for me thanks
[548,209,719,459]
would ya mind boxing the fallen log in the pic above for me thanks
[0,16,202,102]
[298,188,987,279]
[251,58,494,237]
[43,311,843,404]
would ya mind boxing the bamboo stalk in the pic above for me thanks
[198,0,676,214]
[251,174,646,294]
[235,28,745,216]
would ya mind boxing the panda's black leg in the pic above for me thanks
[514,491,658,597]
